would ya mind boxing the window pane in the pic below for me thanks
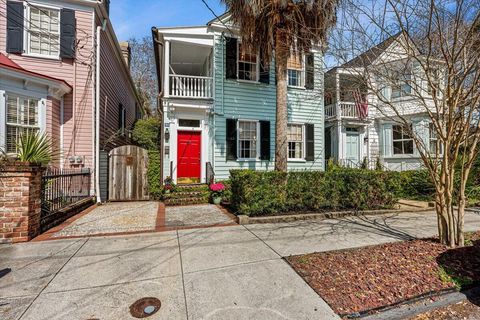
[393,125,402,140]
[6,97,18,124]
[404,140,414,154]
[393,141,403,154]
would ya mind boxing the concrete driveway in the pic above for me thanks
[1,210,480,320]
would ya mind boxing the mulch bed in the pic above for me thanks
[286,232,480,317]
[410,296,480,320]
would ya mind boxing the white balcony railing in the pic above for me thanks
[169,75,213,99]
[325,102,368,120]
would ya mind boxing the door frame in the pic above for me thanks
[176,130,202,183]
[168,113,209,184]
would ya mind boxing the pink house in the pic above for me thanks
[0,0,140,202]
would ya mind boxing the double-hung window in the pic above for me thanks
[238,43,258,81]
[5,95,40,154]
[287,124,304,159]
[391,73,412,99]
[429,123,442,154]
[392,124,414,155]
[287,54,304,87]
[28,6,61,57]
[238,120,258,159]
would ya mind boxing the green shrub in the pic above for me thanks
[132,117,162,200]
[230,168,401,216]
[230,170,287,216]
[397,170,435,201]
[147,150,162,200]
[132,117,161,150]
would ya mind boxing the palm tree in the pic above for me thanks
[222,0,338,171]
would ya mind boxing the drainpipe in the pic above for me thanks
[95,20,107,204]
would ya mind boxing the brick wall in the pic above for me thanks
[0,163,44,243]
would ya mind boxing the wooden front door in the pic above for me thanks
[177,131,201,184]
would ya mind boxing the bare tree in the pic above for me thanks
[328,0,480,247]
[129,36,158,116]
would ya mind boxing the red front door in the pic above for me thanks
[177,131,201,183]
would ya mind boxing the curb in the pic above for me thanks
[237,208,434,225]
[359,286,480,320]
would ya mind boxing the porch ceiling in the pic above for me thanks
[170,42,212,76]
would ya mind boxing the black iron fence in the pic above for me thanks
[41,168,92,232]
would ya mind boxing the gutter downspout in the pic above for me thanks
[95,20,106,204]
[152,27,165,185]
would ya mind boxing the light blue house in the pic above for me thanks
[152,13,325,183]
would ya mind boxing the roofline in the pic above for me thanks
[0,64,72,95]
[154,25,207,30]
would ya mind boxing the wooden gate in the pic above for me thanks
[109,145,149,201]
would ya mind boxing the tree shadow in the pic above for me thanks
[436,238,480,307]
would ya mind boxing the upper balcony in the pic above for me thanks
[325,101,369,121]
[158,27,214,100]
[324,68,369,122]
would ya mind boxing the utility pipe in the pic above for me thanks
[95,20,106,203]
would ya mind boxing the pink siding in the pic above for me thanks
[0,5,95,169]
[98,25,137,151]
[0,1,139,174]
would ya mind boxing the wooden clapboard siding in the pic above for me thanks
[109,145,149,201]
[0,4,95,168]
[99,150,109,201]
[212,32,325,180]
[98,23,137,152]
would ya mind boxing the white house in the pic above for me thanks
[324,33,440,171]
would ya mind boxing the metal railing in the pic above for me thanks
[41,168,91,231]
[206,162,215,184]
[169,75,213,98]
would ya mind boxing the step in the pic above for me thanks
[164,191,208,199]
[164,196,210,206]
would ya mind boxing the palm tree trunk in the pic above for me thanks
[274,31,288,172]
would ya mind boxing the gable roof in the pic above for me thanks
[339,32,402,68]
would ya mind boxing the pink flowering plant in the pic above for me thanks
[209,182,225,199]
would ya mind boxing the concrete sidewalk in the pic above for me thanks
[1,210,479,320]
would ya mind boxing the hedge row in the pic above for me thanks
[230,168,401,216]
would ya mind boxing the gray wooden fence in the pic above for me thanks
[108,145,149,201]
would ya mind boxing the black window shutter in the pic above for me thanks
[259,120,270,160]
[305,123,315,161]
[6,1,24,54]
[225,37,237,80]
[226,119,237,160]
[259,52,270,84]
[305,53,315,90]
[60,9,76,59]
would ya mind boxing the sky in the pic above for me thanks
[110,0,226,41]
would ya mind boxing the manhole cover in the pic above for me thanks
[129,297,161,318]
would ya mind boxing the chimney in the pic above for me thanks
[119,41,131,69]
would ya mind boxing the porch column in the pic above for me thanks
[335,71,341,120]
[164,40,170,97]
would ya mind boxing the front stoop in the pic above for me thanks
[164,184,210,206]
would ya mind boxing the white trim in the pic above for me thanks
[0,91,5,154]
[237,41,260,83]
[24,3,62,59]
[60,96,64,168]
[287,123,306,161]
[168,111,210,184]
[236,119,260,161]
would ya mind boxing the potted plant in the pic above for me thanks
[209,182,225,205]
[163,176,175,194]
